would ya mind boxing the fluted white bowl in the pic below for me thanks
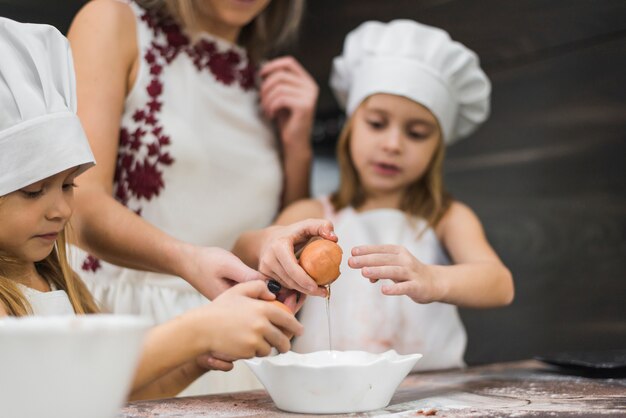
[0,315,150,418]
[245,350,421,414]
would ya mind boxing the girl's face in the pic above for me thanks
[349,94,442,199]
[194,0,271,33]
[0,168,79,265]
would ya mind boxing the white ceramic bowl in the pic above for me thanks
[245,350,422,414]
[0,314,150,418]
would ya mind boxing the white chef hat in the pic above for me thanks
[0,17,94,196]
[331,20,491,144]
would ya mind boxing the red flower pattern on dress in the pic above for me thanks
[82,2,257,272]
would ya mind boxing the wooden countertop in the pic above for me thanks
[121,360,626,417]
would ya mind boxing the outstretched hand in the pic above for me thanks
[349,245,440,304]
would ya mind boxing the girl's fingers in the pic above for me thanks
[197,354,234,371]
[360,265,408,282]
[254,340,273,358]
[265,307,303,341]
[381,281,415,296]
[349,253,398,268]
[263,323,293,353]
[351,245,401,256]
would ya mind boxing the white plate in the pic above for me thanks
[245,350,421,414]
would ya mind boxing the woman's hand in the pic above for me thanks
[260,56,318,153]
[348,245,441,304]
[181,246,266,300]
[257,219,337,297]
[194,281,304,360]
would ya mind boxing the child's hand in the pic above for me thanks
[258,219,337,297]
[197,280,304,359]
[183,246,266,300]
[349,245,441,304]
[195,353,234,372]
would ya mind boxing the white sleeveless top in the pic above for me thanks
[292,197,467,371]
[71,1,281,394]
[18,283,75,316]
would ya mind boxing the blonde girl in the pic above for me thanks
[235,20,514,370]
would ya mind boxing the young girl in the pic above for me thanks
[0,16,302,400]
[235,20,514,371]
[66,0,318,393]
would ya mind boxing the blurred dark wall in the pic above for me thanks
[2,1,625,365]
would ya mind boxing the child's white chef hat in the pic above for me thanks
[0,17,94,196]
[331,20,491,144]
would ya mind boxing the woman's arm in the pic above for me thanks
[349,202,514,308]
[259,57,318,206]
[67,1,257,299]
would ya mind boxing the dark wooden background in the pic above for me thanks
[3,0,624,365]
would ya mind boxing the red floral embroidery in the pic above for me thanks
[81,255,101,273]
[83,3,257,272]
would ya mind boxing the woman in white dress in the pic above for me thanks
[235,20,515,371]
[67,0,317,393]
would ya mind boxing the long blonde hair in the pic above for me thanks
[0,227,99,316]
[330,105,453,230]
[135,0,305,62]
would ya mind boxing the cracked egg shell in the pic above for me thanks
[298,239,343,286]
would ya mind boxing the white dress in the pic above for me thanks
[17,283,75,316]
[292,197,467,371]
[71,1,281,394]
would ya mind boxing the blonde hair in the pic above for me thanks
[135,0,305,63]
[0,226,99,317]
[330,103,453,230]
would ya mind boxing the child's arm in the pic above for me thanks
[129,281,303,397]
[349,202,514,308]
[129,356,232,401]
[232,199,332,296]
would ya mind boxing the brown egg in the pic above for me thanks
[298,238,343,286]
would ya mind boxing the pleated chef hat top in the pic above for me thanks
[330,20,491,144]
[0,17,94,196]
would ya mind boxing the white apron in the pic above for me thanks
[293,197,467,371]
[18,283,75,316]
